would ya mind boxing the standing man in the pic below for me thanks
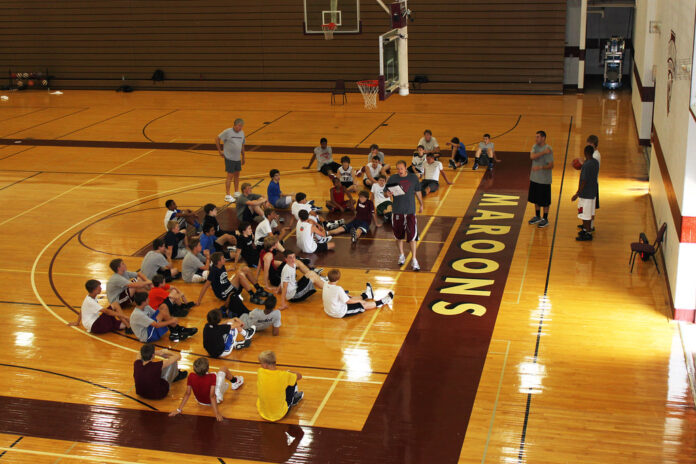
[572,145,600,241]
[527,130,554,228]
[387,160,424,271]
[216,118,245,204]
[584,134,600,232]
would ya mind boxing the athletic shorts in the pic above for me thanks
[319,162,341,176]
[420,179,439,192]
[274,197,292,209]
[90,313,122,334]
[595,191,600,210]
[341,181,354,189]
[316,241,329,252]
[577,197,596,221]
[343,302,366,317]
[528,181,551,207]
[146,310,169,342]
[346,219,370,234]
[289,276,316,302]
[453,151,467,163]
[156,267,173,282]
[392,213,418,242]
[224,158,242,173]
[376,201,392,216]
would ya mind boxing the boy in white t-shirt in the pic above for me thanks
[276,251,326,310]
[420,153,452,197]
[296,210,335,253]
[69,279,132,334]
[362,155,388,188]
[408,145,427,176]
[371,176,393,223]
[367,144,391,174]
[337,156,359,193]
[322,269,393,318]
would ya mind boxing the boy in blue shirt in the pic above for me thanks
[267,169,293,209]
[446,137,468,169]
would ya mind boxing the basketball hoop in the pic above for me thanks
[357,80,379,109]
[322,22,336,40]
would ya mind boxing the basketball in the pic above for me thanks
[572,158,583,170]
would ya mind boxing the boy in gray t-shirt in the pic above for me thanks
[472,134,500,171]
[527,131,554,228]
[106,258,151,311]
[240,295,282,336]
[306,138,340,176]
[141,239,179,281]
[215,118,245,203]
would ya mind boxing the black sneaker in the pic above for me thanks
[448,159,456,169]
[472,162,479,170]
[577,224,596,232]
[250,293,265,305]
[576,231,593,241]
[173,370,188,382]
[290,391,304,406]
[235,339,252,350]
[169,331,183,342]
[181,327,198,337]
[255,288,271,298]
[124,327,134,335]
[245,325,256,340]
[351,228,358,243]
[299,257,312,267]
[184,301,195,309]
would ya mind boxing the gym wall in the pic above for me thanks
[0,0,566,94]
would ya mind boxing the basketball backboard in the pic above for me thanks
[303,0,361,34]
[379,28,400,99]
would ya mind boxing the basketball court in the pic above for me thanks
[0,1,695,463]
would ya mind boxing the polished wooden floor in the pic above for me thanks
[0,88,694,463]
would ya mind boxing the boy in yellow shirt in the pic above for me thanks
[256,350,303,421]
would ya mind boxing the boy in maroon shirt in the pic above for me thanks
[133,344,187,400]
[326,190,379,243]
[169,357,244,421]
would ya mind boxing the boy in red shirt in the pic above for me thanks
[326,190,378,243]
[326,177,355,213]
[169,357,244,422]
[148,275,193,317]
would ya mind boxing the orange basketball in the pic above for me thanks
[572,158,583,170]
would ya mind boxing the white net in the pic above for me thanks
[357,80,379,109]
[322,23,335,40]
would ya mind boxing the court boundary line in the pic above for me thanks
[0,171,41,192]
[0,436,23,458]
[2,107,90,138]
[0,447,141,464]
[516,116,573,462]
[481,340,511,463]
[57,108,137,139]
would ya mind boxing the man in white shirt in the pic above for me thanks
[69,279,131,334]
[322,269,393,318]
[417,129,440,155]
[305,137,340,176]
[276,251,326,310]
[295,210,335,253]
[420,153,452,197]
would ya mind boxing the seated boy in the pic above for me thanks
[202,203,238,249]
[148,274,193,318]
[133,344,187,400]
[305,137,340,175]
[371,176,393,223]
[203,308,256,358]
[197,251,265,310]
[106,258,151,311]
[256,350,304,422]
[408,145,427,176]
[418,129,440,155]
[296,209,335,253]
[234,222,260,268]
[169,358,244,422]
[200,224,230,259]
[473,133,500,171]
[254,207,290,249]
[327,190,378,243]
[326,177,355,213]
[277,250,326,310]
[240,295,282,336]
[446,137,468,169]
[366,144,391,173]
[420,153,452,197]
[322,269,393,318]
[337,156,359,193]
[182,238,210,283]
[164,220,188,259]
[129,291,197,343]
[267,169,293,209]
[69,279,132,334]
[362,155,388,188]
[236,182,267,223]
[141,238,180,281]
[164,199,200,231]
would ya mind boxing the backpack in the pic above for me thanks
[151,69,165,82]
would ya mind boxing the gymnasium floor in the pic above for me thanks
[0,88,694,463]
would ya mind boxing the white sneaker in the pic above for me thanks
[397,254,406,265]
[380,291,394,308]
[233,191,241,198]
[412,259,420,272]
[225,195,235,203]
[320,276,329,283]
[230,376,244,390]
[365,282,374,300]
[270,219,278,229]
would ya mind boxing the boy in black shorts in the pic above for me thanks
[326,190,379,243]
[197,252,265,311]
[234,222,260,268]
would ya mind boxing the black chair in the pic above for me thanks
[331,79,347,105]
[629,223,666,273]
